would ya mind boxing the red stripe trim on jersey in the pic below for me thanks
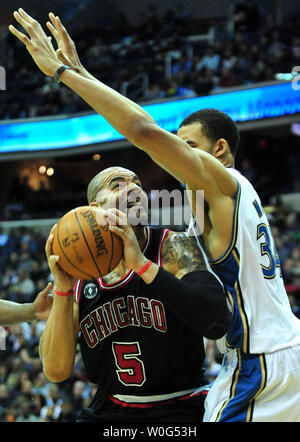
[98,270,136,290]
[107,389,208,408]
[156,228,170,266]
[97,226,152,290]
[74,280,83,304]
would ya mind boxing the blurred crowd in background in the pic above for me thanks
[0,203,299,421]
[1,1,300,119]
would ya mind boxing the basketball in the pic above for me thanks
[52,206,123,279]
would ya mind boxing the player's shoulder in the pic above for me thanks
[162,230,206,272]
[163,230,194,247]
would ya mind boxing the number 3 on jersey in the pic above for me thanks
[257,223,281,279]
[112,342,146,386]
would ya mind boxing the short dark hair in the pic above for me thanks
[179,108,240,157]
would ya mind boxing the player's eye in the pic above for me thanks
[110,181,122,190]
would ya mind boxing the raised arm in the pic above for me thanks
[9,9,235,195]
[39,226,79,383]
[9,9,237,258]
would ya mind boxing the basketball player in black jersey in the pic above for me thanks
[39,166,231,422]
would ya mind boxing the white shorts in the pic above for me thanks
[203,345,300,422]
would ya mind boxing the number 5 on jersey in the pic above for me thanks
[112,342,146,386]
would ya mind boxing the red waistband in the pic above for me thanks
[107,389,208,409]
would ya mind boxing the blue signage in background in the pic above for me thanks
[0,81,299,154]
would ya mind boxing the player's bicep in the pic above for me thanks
[134,124,205,188]
[192,150,238,199]
[134,123,237,198]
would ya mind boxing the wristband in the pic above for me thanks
[137,260,152,276]
[53,65,71,84]
[54,288,73,297]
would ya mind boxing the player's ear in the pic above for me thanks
[213,139,228,158]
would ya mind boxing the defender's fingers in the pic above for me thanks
[39,282,53,296]
[18,8,37,25]
[15,10,48,40]
[13,11,33,34]
[8,24,31,46]
[55,15,67,33]
[49,12,58,27]
[46,21,59,39]
[55,15,73,45]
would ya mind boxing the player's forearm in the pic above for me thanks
[60,69,155,146]
[74,65,97,82]
[40,295,76,382]
[147,268,232,339]
[60,69,205,187]
[0,300,35,325]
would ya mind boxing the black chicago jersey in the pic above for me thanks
[74,227,207,397]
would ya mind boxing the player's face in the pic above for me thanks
[177,122,214,153]
[93,169,148,225]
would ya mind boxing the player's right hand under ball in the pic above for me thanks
[45,225,76,293]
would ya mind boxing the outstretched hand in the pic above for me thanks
[33,282,53,320]
[9,8,62,76]
[46,13,85,75]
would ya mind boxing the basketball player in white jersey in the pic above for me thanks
[10,9,300,421]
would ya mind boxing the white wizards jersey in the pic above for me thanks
[206,168,300,354]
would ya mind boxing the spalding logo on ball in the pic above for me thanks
[52,206,123,279]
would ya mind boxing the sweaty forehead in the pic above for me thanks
[177,122,204,142]
[100,168,139,187]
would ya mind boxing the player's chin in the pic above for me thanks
[127,206,148,226]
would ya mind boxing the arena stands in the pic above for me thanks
[1,1,300,119]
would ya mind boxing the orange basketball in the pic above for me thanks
[52,206,123,279]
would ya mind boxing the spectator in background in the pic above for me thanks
[172,55,193,76]
[196,46,220,72]
[218,67,239,88]
[16,270,35,303]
